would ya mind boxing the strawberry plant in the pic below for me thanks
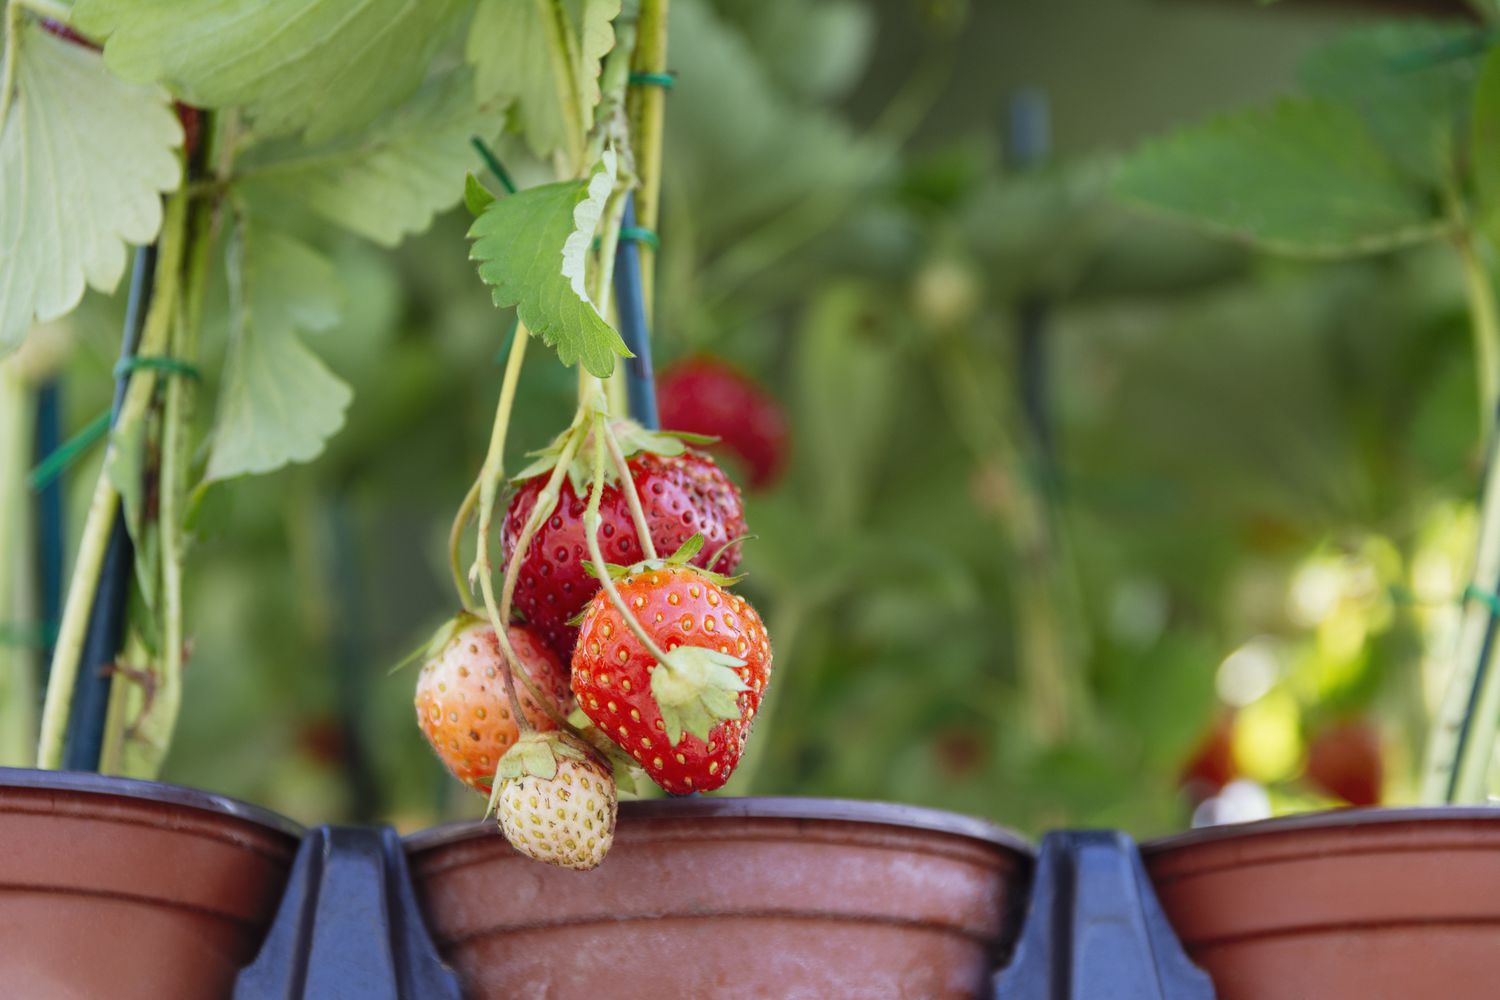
[0,0,782,835]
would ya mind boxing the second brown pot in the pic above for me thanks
[1145,807,1500,1000]
[408,796,1032,999]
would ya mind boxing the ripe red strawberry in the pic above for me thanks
[657,357,790,490]
[572,565,772,794]
[504,448,745,663]
[1181,713,1236,805]
[414,615,572,793]
[1306,720,1382,807]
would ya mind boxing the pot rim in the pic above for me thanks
[0,766,304,839]
[1143,804,1500,856]
[404,794,1033,856]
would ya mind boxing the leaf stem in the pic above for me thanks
[36,190,190,770]
[600,418,656,560]
[584,415,671,664]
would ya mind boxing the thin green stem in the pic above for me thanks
[1460,231,1500,436]
[498,409,589,631]
[473,325,537,734]
[492,419,588,731]
[592,186,629,318]
[584,415,671,664]
[448,479,481,612]
[0,362,36,766]
[1424,232,1500,802]
[37,190,190,769]
[143,192,215,773]
[600,418,656,560]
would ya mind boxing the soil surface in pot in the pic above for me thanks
[1145,807,1500,1000]
[0,767,301,1000]
[408,796,1031,999]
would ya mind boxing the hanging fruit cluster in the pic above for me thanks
[409,3,773,870]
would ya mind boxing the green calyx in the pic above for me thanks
[650,645,749,746]
[485,730,596,816]
[387,610,484,675]
[510,417,711,495]
[579,533,745,590]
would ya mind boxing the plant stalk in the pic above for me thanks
[0,361,36,766]
[627,0,669,322]
[36,190,190,770]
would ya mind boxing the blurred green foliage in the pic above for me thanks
[2,0,1487,836]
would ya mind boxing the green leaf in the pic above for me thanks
[1300,21,1480,186]
[1116,98,1448,257]
[468,151,630,376]
[465,173,497,217]
[467,0,621,164]
[203,228,350,484]
[651,645,748,745]
[0,21,182,353]
[237,71,506,247]
[74,0,472,142]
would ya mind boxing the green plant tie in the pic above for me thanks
[469,136,518,194]
[112,355,201,381]
[27,411,112,491]
[1464,583,1500,619]
[618,226,660,250]
[628,71,676,90]
[0,621,59,648]
[28,356,199,491]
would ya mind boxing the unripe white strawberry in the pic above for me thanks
[493,731,617,870]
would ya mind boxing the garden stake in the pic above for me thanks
[613,193,659,429]
[60,245,154,772]
[31,380,63,685]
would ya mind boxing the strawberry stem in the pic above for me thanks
[600,418,657,561]
[583,415,672,665]
[489,408,594,735]
[471,324,536,734]
[447,479,480,612]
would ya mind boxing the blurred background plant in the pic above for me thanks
[3,0,1491,835]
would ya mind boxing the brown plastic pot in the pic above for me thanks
[408,797,1032,999]
[0,767,302,1000]
[1144,807,1500,999]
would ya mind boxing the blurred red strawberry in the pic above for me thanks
[657,357,790,490]
[1181,713,1235,804]
[1306,720,1382,807]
